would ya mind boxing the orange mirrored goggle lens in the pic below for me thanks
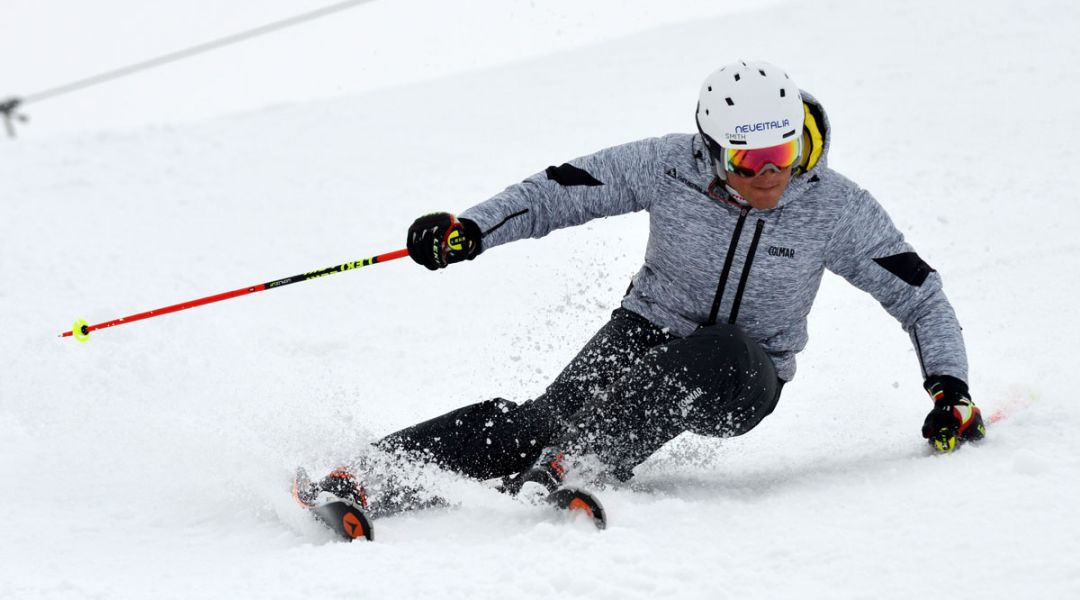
[724,139,802,177]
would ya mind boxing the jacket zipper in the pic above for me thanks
[707,207,749,325]
[728,219,765,325]
[707,208,766,326]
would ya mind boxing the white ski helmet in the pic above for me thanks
[696,60,804,156]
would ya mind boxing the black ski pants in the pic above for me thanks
[377,308,782,481]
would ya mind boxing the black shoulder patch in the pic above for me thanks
[873,252,936,286]
[545,163,603,187]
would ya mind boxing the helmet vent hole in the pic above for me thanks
[708,86,713,92]
[780,88,786,97]
[725,97,734,106]
[705,109,710,115]
[734,73,741,82]
[758,69,767,76]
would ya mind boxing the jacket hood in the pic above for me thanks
[796,89,830,175]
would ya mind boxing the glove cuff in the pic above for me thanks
[923,374,971,406]
[459,217,484,259]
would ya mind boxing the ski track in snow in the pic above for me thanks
[2,0,1080,598]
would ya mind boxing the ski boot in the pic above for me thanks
[292,466,368,509]
[295,459,448,522]
[292,466,373,541]
[505,452,607,530]
[503,452,565,496]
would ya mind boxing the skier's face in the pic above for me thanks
[725,167,793,210]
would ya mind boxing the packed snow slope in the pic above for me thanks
[2,0,1079,598]
[1,0,781,137]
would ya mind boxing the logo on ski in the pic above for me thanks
[342,512,364,539]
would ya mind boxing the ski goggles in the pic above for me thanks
[723,138,802,177]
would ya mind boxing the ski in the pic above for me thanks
[293,467,374,542]
[308,498,375,542]
[292,465,606,540]
[547,487,607,530]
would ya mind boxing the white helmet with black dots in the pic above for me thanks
[696,60,804,157]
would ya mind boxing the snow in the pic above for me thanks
[2,0,1079,598]
[1,0,778,138]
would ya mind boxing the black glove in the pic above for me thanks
[406,212,482,270]
[921,375,986,453]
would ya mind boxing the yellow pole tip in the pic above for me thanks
[73,319,90,343]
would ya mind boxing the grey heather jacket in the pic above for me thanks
[460,92,967,383]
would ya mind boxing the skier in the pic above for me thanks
[295,60,986,520]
